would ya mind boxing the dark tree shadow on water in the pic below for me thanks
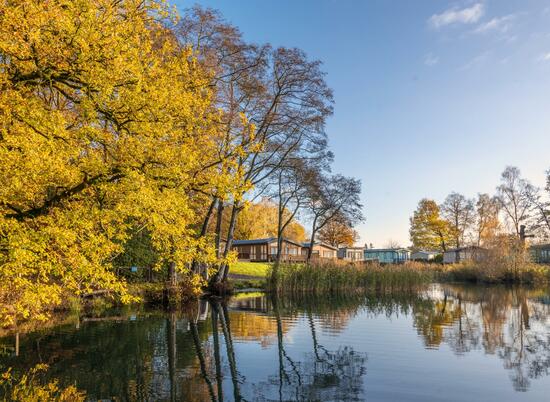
[246,295,367,402]
[190,299,245,402]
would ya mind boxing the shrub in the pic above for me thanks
[0,364,85,401]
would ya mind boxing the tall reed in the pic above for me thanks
[268,261,434,295]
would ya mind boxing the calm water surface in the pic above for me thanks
[1,284,550,401]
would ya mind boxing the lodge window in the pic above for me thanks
[250,247,256,259]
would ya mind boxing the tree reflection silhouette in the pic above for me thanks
[251,294,368,401]
[411,285,550,392]
[3,286,550,399]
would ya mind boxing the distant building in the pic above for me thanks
[443,246,487,264]
[530,244,550,264]
[232,238,304,262]
[301,242,338,260]
[337,247,365,262]
[364,248,410,264]
[411,250,439,261]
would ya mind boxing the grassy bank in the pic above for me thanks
[230,261,271,277]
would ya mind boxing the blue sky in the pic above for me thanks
[175,0,550,246]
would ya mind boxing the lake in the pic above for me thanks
[1,284,550,401]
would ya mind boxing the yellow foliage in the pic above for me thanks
[235,199,306,242]
[0,364,86,401]
[0,0,252,325]
[229,311,291,348]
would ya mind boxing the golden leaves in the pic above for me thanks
[0,0,246,325]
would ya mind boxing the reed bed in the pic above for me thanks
[438,261,550,284]
[269,261,435,295]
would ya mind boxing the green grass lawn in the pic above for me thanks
[230,261,271,277]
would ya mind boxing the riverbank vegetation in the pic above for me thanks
[268,258,550,295]
[269,262,435,295]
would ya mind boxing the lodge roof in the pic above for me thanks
[365,248,410,253]
[301,242,338,250]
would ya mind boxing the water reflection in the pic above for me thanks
[410,285,550,392]
[1,285,550,401]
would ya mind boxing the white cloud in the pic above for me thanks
[474,15,515,34]
[539,52,550,62]
[424,53,439,66]
[429,3,485,29]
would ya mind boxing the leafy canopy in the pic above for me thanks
[0,0,249,325]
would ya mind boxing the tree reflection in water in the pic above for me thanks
[410,285,550,392]
[190,296,367,402]
[2,285,550,400]
[169,288,550,397]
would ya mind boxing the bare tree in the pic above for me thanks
[272,160,315,264]
[179,7,334,286]
[178,7,269,277]
[384,239,401,249]
[440,192,475,249]
[304,174,364,263]
[496,166,534,238]
[212,46,334,283]
[526,185,550,241]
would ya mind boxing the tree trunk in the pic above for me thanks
[192,197,217,276]
[210,302,223,402]
[217,302,242,401]
[190,320,216,401]
[275,235,283,265]
[214,199,224,259]
[213,202,240,284]
[168,261,177,286]
[167,314,177,402]
[276,172,284,265]
[306,216,318,264]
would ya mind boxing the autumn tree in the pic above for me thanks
[474,193,500,246]
[0,0,235,324]
[409,199,452,252]
[440,192,474,249]
[234,200,306,242]
[317,217,359,248]
[496,166,534,238]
